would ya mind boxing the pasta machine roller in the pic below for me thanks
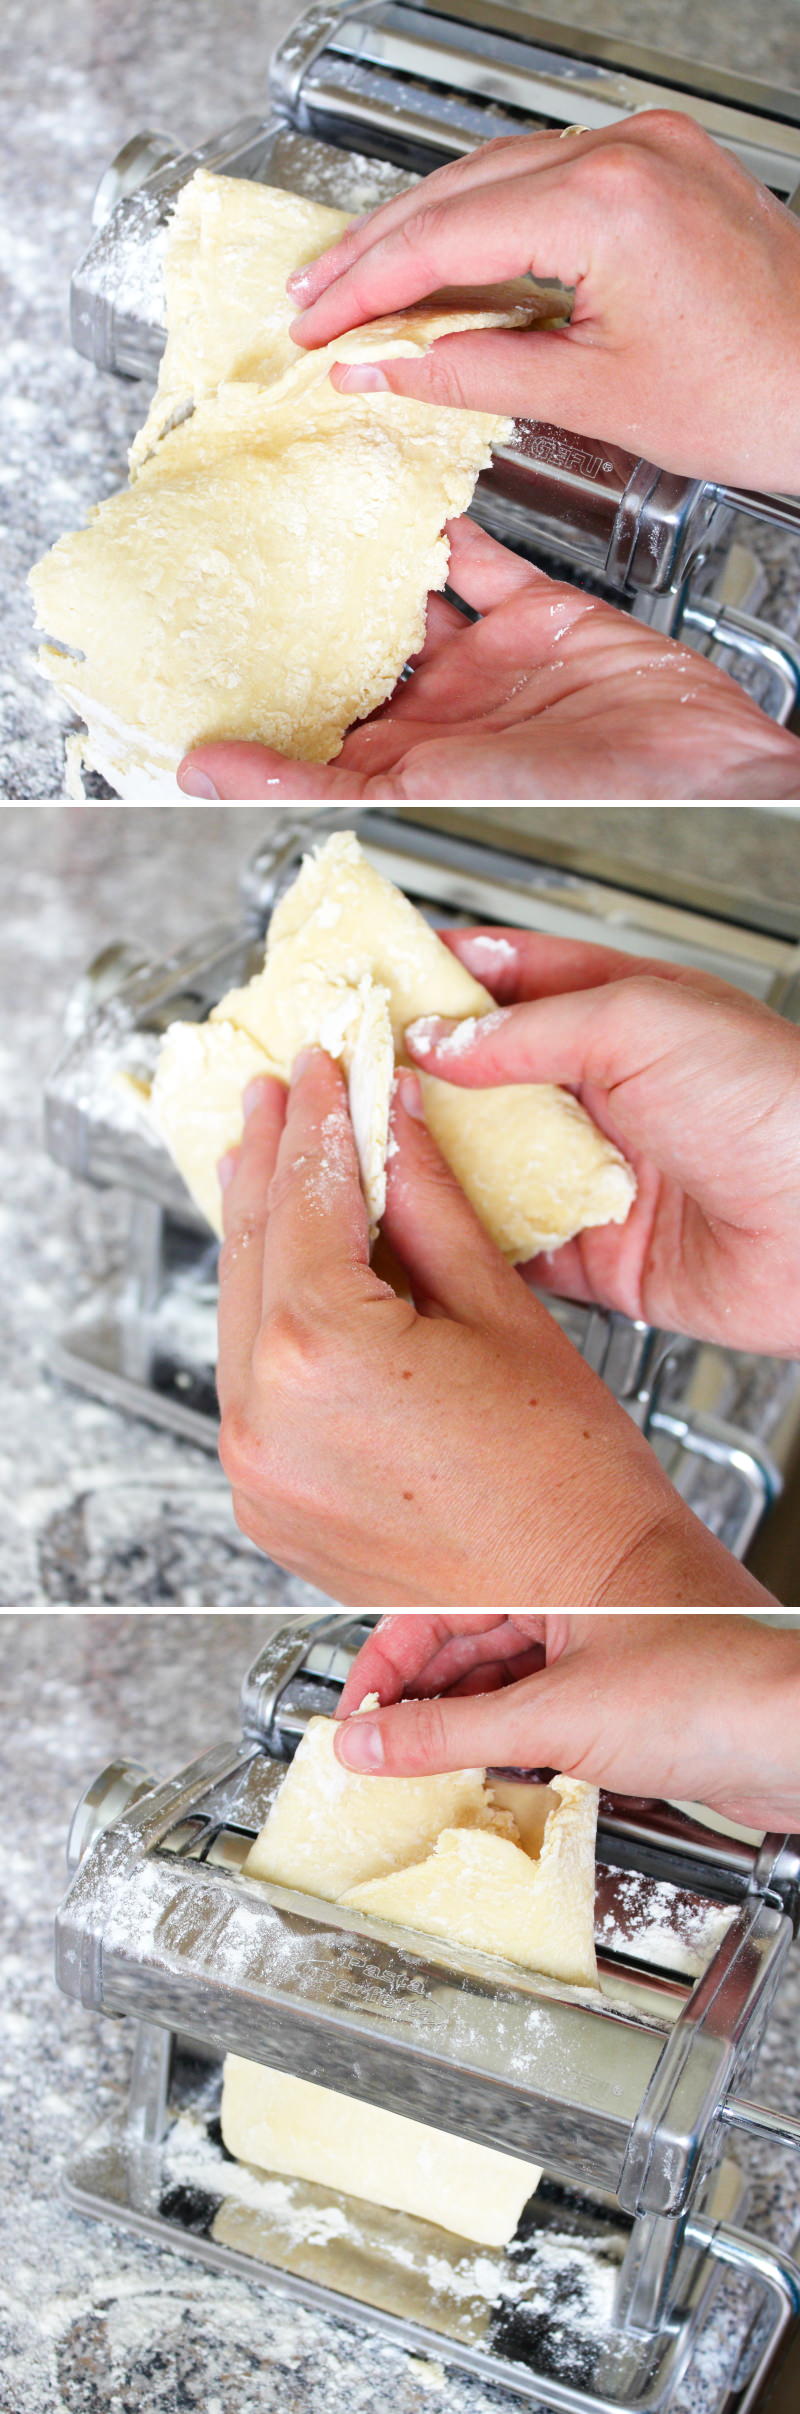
[56,1613,800,2414]
[68,2,800,717]
[44,807,800,1561]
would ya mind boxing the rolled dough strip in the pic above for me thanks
[220,2056,541,2247]
[152,829,636,1258]
[343,1777,599,1988]
[244,1703,516,1899]
[30,170,561,792]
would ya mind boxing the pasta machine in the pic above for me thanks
[44,807,800,1566]
[56,1613,800,2414]
[68,2,800,718]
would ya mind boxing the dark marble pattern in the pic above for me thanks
[3,0,800,798]
[2,1611,799,2414]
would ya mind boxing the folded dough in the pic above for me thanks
[150,828,636,1257]
[152,958,395,1239]
[344,1777,599,1988]
[219,2055,541,2247]
[244,1700,514,1899]
[244,1693,598,1987]
[30,169,560,795]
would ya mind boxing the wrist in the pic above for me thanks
[595,1496,777,1610]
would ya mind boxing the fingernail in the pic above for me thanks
[336,365,389,392]
[286,268,314,299]
[243,1078,269,1120]
[177,765,219,799]
[291,1046,317,1083]
[405,1014,455,1057]
[217,1149,238,1190]
[336,1719,384,1772]
[397,1069,425,1121]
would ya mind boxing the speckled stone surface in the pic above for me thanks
[2,800,800,1608]
[2,1611,800,2414]
[4,0,800,798]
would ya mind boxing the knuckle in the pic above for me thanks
[576,141,659,213]
[633,107,704,150]
[252,1300,327,1390]
[218,1403,258,1491]
[398,197,450,272]
[404,1695,451,1768]
[417,339,468,410]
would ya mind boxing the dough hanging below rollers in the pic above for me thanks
[220,2056,541,2248]
[30,169,563,795]
[150,828,636,1261]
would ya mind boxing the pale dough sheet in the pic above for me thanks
[244,1704,515,1899]
[230,1710,597,2243]
[150,829,636,1259]
[245,1701,598,1988]
[344,1777,599,1988]
[30,169,560,794]
[219,2055,541,2248]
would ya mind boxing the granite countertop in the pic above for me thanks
[4,0,800,798]
[3,1610,800,2414]
[3,799,800,1610]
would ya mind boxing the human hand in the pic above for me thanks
[215,1048,771,1608]
[335,1613,800,1830]
[178,521,800,802]
[286,113,800,492]
[404,934,800,1355]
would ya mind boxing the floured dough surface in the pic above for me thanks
[220,2055,541,2247]
[152,829,636,1257]
[344,1776,599,1988]
[30,169,561,794]
[244,1698,598,1988]
[244,1705,513,1899]
[151,953,394,1237]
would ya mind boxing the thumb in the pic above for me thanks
[335,1639,583,1775]
[177,746,372,800]
[332,324,616,435]
[383,1068,533,1329]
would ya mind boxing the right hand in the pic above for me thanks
[335,1613,800,1831]
[288,112,800,492]
[405,934,800,1355]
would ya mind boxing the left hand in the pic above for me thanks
[215,1047,771,1607]
[179,521,800,802]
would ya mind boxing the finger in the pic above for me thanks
[337,1614,510,1717]
[335,1652,584,1776]
[404,1621,546,1696]
[444,515,551,612]
[177,746,369,801]
[288,164,590,347]
[215,1077,287,1417]
[403,977,690,1096]
[406,588,466,669]
[260,1048,372,1317]
[383,1069,530,1328]
[440,925,700,1003]
[288,111,691,331]
[287,134,586,321]
[331,325,578,422]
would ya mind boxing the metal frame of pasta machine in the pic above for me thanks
[43,806,800,1561]
[56,1614,800,2414]
[68,2,800,718]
